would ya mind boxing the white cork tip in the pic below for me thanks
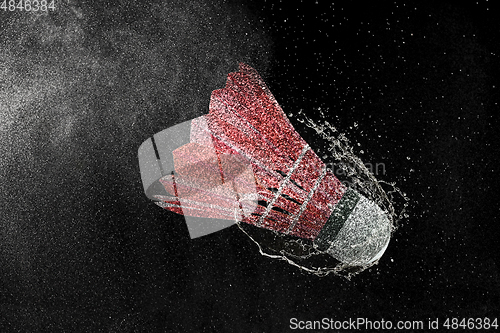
[326,192,392,266]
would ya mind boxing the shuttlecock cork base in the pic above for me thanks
[138,63,392,266]
[315,189,391,266]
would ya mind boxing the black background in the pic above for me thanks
[1,0,498,332]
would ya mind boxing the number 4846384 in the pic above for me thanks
[1,0,56,11]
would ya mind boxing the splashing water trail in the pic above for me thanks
[235,107,409,278]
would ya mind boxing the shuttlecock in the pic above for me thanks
[138,63,391,266]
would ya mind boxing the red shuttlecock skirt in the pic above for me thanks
[154,63,346,241]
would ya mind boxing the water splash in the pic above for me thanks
[236,107,409,278]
